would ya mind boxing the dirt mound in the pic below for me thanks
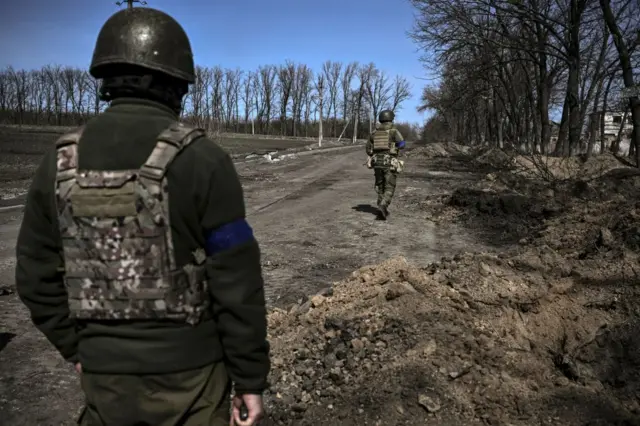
[448,188,559,219]
[265,149,640,425]
[442,187,563,245]
[265,248,640,425]
[512,153,630,181]
[464,148,630,182]
[473,148,514,169]
[425,150,640,250]
[409,142,470,158]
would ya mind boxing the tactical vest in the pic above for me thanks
[54,123,209,325]
[372,128,399,155]
[372,129,391,152]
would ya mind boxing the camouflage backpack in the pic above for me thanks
[54,123,209,325]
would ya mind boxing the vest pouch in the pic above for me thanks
[373,153,392,169]
[390,157,404,173]
[69,182,137,218]
[167,262,210,325]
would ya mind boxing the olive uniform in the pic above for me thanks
[365,110,405,219]
[15,7,269,426]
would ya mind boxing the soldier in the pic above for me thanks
[15,7,269,426]
[365,109,406,219]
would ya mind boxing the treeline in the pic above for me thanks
[0,61,419,141]
[411,0,639,162]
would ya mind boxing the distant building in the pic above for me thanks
[590,111,633,154]
[547,113,632,154]
[601,111,633,143]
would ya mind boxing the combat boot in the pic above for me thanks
[378,203,389,220]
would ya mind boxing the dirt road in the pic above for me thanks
[0,144,487,425]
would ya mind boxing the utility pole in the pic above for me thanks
[116,0,147,8]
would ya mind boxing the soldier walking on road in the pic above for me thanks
[15,7,269,426]
[365,109,406,220]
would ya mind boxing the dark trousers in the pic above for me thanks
[374,167,398,207]
[77,362,231,426]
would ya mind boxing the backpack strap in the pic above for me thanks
[55,127,84,183]
[140,123,206,181]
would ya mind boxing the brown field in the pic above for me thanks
[0,124,327,157]
[0,125,354,204]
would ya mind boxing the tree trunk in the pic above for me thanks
[600,0,640,166]
[611,108,629,154]
[586,112,599,158]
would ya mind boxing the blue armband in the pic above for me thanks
[396,140,406,149]
[204,218,254,255]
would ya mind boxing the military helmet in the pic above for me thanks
[379,110,395,123]
[90,7,195,83]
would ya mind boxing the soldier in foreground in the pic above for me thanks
[365,110,406,219]
[15,7,269,426]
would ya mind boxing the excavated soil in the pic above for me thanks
[263,143,640,425]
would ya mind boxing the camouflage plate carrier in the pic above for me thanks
[55,123,209,325]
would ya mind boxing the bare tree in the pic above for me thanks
[409,0,636,157]
[353,63,375,143]
[314,73,326,147]
[210,67,224,132]
[241,72,254,134]
[341,62,357,124]
[255,65,276,134]
[292,64,312,137]
[0,60,415,141]
[365,67,392,132]
[190,66,211,128]
[322,61,342,137]
[278,61,295,136]
[390,75,412,113]
[599,0,640,164]
[224,68,242,131]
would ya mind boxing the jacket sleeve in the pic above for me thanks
[198,152,270,394]
[15,147,78,363]
[393,129,406,149]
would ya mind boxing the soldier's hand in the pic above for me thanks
[75,363,82,374]
[231,393,264,426]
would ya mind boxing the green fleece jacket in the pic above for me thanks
[15,98,270,393]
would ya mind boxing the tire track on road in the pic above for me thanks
[246,149,363,217]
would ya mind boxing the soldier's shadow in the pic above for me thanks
[352,204,379,217]
[0,332,16,354]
